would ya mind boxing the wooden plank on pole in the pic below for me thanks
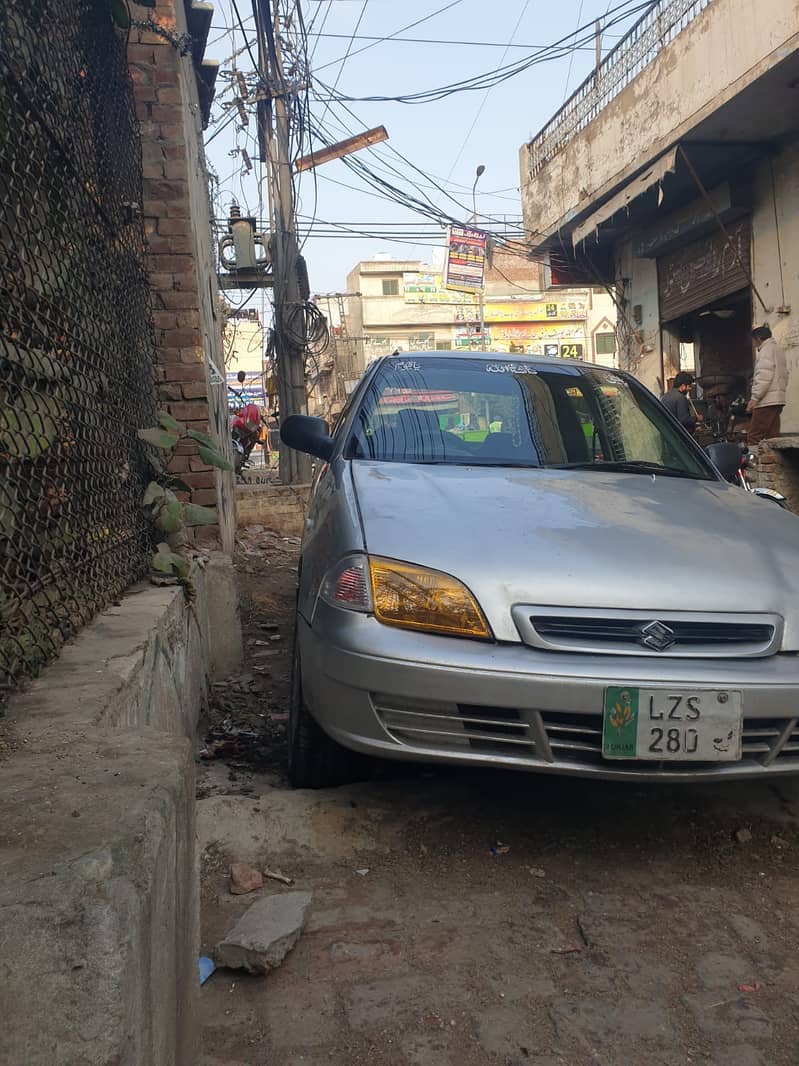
[295,126,388,172]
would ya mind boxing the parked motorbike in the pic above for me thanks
[706,441,788,509]
[231,401,264,476]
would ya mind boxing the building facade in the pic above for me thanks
[343,251,617,374]
[519,0,799,431]
[223,307,269,409]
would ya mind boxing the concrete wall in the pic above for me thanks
[236,482,311,538]
[0,554,241,1065]
[614,245,663,388]
[752,138,799,431]
[609,136,799,415]
[521,0,799,238]
[224,315,266,377]
[130,0,236,553]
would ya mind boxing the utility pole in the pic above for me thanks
[470,164,487,352]
[252,0,311,483]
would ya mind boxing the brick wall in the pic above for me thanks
[236,484,312,539]
[129,0,236,552]
[756,437,799,512]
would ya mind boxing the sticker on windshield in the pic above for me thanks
[390,359,421,372]
[485,362,538,375]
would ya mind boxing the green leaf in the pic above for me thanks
[152,546,189,579]
[155,499,185,534]
[183,503,217,527]
[138,427,180,450]
[198,443,233,471]
[186,427,214,449]
[142,481,166,507]
[158,411,186,436]
[110,0,130,28]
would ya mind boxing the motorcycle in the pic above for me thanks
[706,441,788,508]
[231,401,264,476]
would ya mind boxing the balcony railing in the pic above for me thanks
[527,0,714,178]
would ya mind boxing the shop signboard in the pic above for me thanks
[444,225,488,293]
[481,299,587,322]
[403,272,478,305]
[227,371,265,412]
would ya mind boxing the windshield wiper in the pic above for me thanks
[549,460,704,480]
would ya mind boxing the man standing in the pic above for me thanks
[748,325,788,445]
[662,372,697,432]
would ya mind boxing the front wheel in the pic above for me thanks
[287,635,367,788]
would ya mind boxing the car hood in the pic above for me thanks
[350,461,799,645]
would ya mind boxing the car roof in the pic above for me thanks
[376,350,613,373]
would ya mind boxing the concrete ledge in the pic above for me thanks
[236,482,311,537]
[0,734,196,1065]
[0,552,241,1064]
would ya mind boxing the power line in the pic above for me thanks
[562,0,586,103]
[312,0,467,73]
[317,0,368,125]
[209,25,625,50]
[313,0,654,103]
[443,0,532,189]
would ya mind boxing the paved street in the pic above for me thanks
[197,533,799,1066]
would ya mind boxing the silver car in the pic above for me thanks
[281,352,799,787]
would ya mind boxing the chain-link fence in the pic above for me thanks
[1,0,157,703]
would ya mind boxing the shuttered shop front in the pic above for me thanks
[658,217,751,322]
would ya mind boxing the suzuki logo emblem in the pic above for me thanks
[639,620,676,652]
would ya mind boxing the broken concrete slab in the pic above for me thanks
[215,892,312,974]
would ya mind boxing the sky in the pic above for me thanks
[203,0,643,300]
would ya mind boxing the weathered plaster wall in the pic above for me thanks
[752,138,799,432]
[521,0,799,238]
[0,554,241,1065]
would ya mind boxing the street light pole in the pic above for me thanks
[471,164,487,351]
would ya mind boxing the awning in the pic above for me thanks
[572,147,679,248]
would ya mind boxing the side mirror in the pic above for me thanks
[705,441,741,481]
[280,414,335,461]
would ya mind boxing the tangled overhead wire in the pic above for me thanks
[312,0,655,104]
[266,300,330,360]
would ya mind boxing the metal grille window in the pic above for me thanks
[1,0,157,702]
[381,279,399,296]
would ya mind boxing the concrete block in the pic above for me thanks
[215,893,312,974]
[202,552,243,681]
[0,733,198,1066]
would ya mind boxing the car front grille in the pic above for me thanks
[512,607,782,658]
[372,695,799,772]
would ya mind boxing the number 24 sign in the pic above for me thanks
[560,343,583,359]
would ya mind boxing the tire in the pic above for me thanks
[287,634,366,788]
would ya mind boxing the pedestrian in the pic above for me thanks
[748,325,788,445]
[661,371,696,432]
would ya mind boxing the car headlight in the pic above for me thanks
[320,554,491,640]
[370,556,490,639]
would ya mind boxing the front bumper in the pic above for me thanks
[299,604,799,782]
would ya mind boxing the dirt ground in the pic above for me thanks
[198,529,799,1066]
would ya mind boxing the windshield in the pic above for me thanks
[344,356,715,480]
